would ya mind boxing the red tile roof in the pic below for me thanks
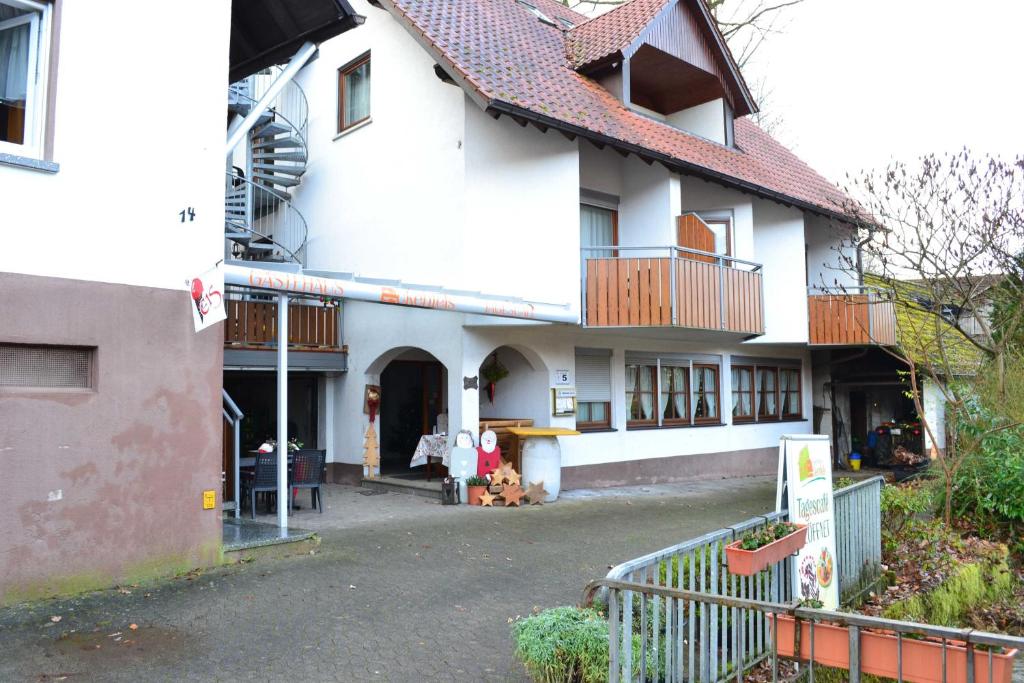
[566,0,671,68]
[382,0,852,218]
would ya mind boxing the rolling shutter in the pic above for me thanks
[575,348,611,402]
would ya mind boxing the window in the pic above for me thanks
[580,203,618,255]
[0,343,93,389]
[698,212,733,257]
[734,362,802,422]
[756,367,778,420]
[576,348,611,430]
[0,0,51,156]
[659,365,689,425]
[693,365,720,423]
[516,0,556,25]
[780,368,801,418]
[338,53,370,133]
[625,364,656,426]
[731,365,754,421]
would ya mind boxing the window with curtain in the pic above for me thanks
[625,364,656,425]
[338,53,370,132]
[731,365,754,421]
[780,368,801,418]
[659,365,689,424]
[693,365,719,423]
[576,349,612,430]
[580,204,616,254]
[0,1,46,151]
[757,367,778,420]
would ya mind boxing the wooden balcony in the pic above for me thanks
[582,247,764,335]
[224,298,343,351]
[807,289,897,346]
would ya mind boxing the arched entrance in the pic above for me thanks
[476,344,548,472]
[375,348,448,476]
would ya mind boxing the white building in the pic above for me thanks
[219,0,930,491]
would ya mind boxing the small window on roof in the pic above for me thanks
[557,17,575,29]
[516,0,556,26]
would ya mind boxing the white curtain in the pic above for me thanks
[639,366,653,419]
[0,21,29,103]
[661,366,687,419]
[732,368,752,416]
[625,365,636,418]
[580,204,615,251]
[344,61,370,125]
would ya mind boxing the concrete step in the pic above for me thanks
[360,477,443,500]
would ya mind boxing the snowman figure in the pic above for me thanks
[449,430,477,504]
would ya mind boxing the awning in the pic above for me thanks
[223,264,579,324]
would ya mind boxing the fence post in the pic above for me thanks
[609,588,619,682]
[849,624,861,682]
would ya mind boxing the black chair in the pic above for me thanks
[289,449,326,513]
[241,451,280,518]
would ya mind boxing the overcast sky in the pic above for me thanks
[742,0,1024,185]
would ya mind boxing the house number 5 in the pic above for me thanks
[179,207,196,223]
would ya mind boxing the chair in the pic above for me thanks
[241,451,280,518]
[289,449,326,513]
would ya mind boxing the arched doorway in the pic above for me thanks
[376,348,448,476]
[476,345,548,472]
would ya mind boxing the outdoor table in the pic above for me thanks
[506,427,581,502]
[239,452,300,509]
[409,433,449,469]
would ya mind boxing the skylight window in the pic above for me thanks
[557,17,576,29]
[516,0,556,26]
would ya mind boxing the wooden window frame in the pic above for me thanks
[731,364,755,423]
[756,367,780,421]
[625,363,658,428]
[780,368,802,420]
[337,52,371,134]
[692,364,721,424]
[580,201,619,257]
[577,400,612,431]
[659,365,690,426]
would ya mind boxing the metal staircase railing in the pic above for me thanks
[225,170,309,265]
[222,388,244,518]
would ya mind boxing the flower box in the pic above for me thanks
[773,615,1019,683]
[725,524,807,576]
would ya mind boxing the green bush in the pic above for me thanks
[952,405,1024,526]
[880,482,933,551]
[512,606,659,683]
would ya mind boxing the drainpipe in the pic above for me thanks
[277,293,289,532]
[225,41,317,156]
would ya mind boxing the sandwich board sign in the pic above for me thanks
[776,434,839,610]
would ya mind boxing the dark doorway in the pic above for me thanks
[379,360,444,475]
[849,390,867,462]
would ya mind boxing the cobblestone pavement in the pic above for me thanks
[0,478,778,682]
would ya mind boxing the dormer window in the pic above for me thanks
[516,0,556,26]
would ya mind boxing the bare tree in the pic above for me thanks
[836,150,1024,523]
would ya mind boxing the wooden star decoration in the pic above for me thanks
[502,484,525,507]
[501,462,516,480]
[505,469,521,486]
[479,490,497,507]
[490,466,506,485]
[525,481,548,505]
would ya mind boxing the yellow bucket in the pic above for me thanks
[850,458,862,471]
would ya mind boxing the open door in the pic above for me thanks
[677,214,716,263]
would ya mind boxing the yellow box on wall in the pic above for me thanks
[202,490,216,510]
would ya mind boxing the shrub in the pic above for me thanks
[880,482,933,551]
[951,406,1024,526]
[511,606,659,683]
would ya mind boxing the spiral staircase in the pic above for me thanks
[225,68,310,266]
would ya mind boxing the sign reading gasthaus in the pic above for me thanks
[776,434,840,610]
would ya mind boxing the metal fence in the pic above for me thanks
[599,477,886,681]
[585,578,1024,683]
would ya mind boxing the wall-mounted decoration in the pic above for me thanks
[463,375,479,390]
[363,384,381,423]
[480,352,509,403]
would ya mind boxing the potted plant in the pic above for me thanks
[480,352,509,404]
[725,522,808,576]
[465,475,489,506]
[772,616,1019,683]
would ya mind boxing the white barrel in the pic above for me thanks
[520,436,561,502]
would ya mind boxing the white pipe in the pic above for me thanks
[224,264,578,324]
[277,293,289,532]
[226,41,317,156]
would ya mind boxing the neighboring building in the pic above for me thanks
[0,0,362,603]
[218,0,917,490]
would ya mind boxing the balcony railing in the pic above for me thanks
[581,246,764,335]
[223,295,342,351]
[807,286,897,346]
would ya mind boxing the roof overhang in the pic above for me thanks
[230,0,365,82]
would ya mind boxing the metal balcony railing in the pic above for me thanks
[582,246,764,335]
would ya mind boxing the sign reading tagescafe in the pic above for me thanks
[776,435,840,610]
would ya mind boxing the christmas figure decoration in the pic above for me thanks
[525,481,548,505]
[476,429,501,477]
[504,468,521,487]
[479,490,498,507]
[502,484,525,507]
[362,423,380,479]
[364,385,381,423]
[450,430,478,504]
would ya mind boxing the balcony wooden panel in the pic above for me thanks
[224,299,342,351]
[808,294,896,346]
[584,255,763,335]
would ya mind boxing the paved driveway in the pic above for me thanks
[0,477,777,682]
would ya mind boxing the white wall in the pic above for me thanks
[667,98,726,145]
[579,141,623,197]
[750,199,810,344]
[293,0,467,286]
[619,155,680,250]
[680,178,754,260]
[1,0,229,290]
[805,214,858,290]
